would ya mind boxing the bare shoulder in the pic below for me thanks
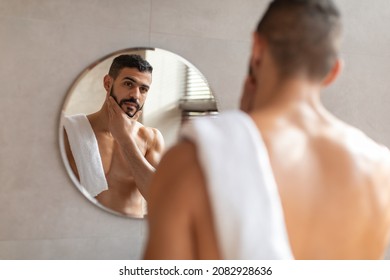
[337,123,390,164]
[322,122,390,181]
[336,124,390,257]
[147,140,206,221]
[148,140,199,198]
[144,140,217,259]
[141,125,164,148]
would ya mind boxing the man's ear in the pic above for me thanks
[250,32,265,74]
[103,74,112,93]
[322,58,343,87]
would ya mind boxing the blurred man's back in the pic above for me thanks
[251,103,390,258]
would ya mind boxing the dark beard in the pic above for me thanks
[110,88,143,118]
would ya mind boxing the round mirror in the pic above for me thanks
[59,47,218,218]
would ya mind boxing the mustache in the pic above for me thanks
[118,97,141,111]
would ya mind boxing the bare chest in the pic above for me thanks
[96,133,148,183]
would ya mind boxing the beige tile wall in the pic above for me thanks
[0,0,389,259]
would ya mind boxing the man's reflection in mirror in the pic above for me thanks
[63,55,165,217]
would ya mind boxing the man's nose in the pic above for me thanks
[129,86,141,98]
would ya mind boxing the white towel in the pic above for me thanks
[181,110,293,260]
[63,114,108,197]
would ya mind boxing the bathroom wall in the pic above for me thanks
[0,0,389,259]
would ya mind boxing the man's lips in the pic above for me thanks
[122,101,139,109]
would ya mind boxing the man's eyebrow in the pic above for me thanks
[122,76,150,89]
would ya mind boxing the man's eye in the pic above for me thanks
[124,81,134,87]
[140,87,148,93]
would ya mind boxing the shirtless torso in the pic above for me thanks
[253,106,390,259]
[64,112,164,217]
[144,101,390,259]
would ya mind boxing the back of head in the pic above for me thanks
[257,0,341,81]
[108,54,153,79]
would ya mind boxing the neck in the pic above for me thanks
[90,102,111,133]
[253,76,323,111]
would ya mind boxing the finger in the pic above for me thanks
[107,98,114,118]
[108,98,121,122]
[108,96,122,114]
[108,96,116,107]
[133,110,142,121]
[108,96,115,110]
[107,103,114,122]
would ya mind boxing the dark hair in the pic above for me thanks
[256,0,341,80]
[108,54,153,79]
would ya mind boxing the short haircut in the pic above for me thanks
[256,0,342,80]
[108,54,153,79]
